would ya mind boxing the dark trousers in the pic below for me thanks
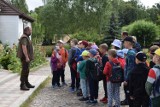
[52,71,60,86]
[124,83,130,101]
[131,96,149,107]
[59,68,65,83]
[70,67,80,89]
[102,75,107,98]
[89,77,99,100]
[20,60,30,86]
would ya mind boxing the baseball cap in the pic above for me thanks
[124,36,134,43]
[136,52,147,62]
[81,50,89,57]
[81,40,88,47]
[91,44,98,50]
[89,49,98,56]
[111,39,122,48]
[155,48,160,56]
[57,40,65,44]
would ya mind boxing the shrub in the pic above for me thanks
[0,44,47,73]
[122,20,159,47]
[42,45,53,57]
[71,31,104,45]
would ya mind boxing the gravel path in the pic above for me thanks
[29,61,128,107]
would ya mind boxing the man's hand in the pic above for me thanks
[26,57,30,62]
[130,96,135,100]
[123,81,128,86]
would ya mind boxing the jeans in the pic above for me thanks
[107,81,121,107]
[88,77,99,100]
[80,79,89,98]
[70,67,80,89]
[52,71,60,86]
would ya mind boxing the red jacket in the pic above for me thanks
[103,58,123,81]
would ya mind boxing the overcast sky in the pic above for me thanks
[26,0,160,11]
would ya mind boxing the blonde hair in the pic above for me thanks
[108,49,117,58]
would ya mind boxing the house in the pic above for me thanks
[0,0,34,46]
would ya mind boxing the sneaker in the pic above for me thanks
[70,88,76,93]
[57,85,61,87]
[86,99,98,104]
[79,97,89,101]
[100,97,107,103]
[62,82,67,86]
[52,85,56,88]
[77,91,83,96]
[121,99,129,105]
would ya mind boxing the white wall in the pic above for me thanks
[18,18,23,39]
[0,15,19,46]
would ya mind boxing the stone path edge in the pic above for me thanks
[11,76,50,107]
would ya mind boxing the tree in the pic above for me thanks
[11,0,28,13]
[122,20,159,47]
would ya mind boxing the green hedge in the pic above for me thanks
[122,20,159,47]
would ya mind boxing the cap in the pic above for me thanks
[89,49,98,56]
[91,44,98,50]
[111,39,122,48]
[81,40,88,47]
[81,50,89,57]
[136,52,147,62]
[57,40,65,44]
[155,48,160,56]
[124,36,134,43]
[117,50,124,58]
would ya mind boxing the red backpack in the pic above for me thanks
[118,57,125,69]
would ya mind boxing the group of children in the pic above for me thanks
[50,32,160,107]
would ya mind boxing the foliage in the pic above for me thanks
[30,46,47,68]
[0,44,21,73]
[71,31,104,45]
[122,20,159,47]
[30,10,45,45]
[0,44,47,73]
[42,46,53,57]
[11,0,29,13]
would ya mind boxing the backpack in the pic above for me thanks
[86,59,103,81]
[152,66,160,96]
[73,48,81,59]
[109,61,124,83]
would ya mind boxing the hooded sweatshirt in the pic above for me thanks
[129,63,149,98]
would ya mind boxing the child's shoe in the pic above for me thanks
[86,99,98,104]
[100,97,108,103]
[69,88,75,93]
[79,97,89,101]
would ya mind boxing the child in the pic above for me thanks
[50,46,61,88]
[57,40,68,86]
[77,50,90,101]
[121,36,136,106]
[146,48,160,107]
[111,39,122,50]
[68,39,80,92]
[86,49,99,104]
[129,52,149,107]
[99,43,109,103]
[103,49,123,107]
[149,45,159,68]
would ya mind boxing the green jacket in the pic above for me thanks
[77,60,87,79]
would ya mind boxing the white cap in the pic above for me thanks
[111,39,122,48]
[58,40,65,44]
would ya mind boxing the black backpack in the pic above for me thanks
[109,61,124,83]
[86,59,102,81]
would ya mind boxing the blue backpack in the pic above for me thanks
[72,48,81,60]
